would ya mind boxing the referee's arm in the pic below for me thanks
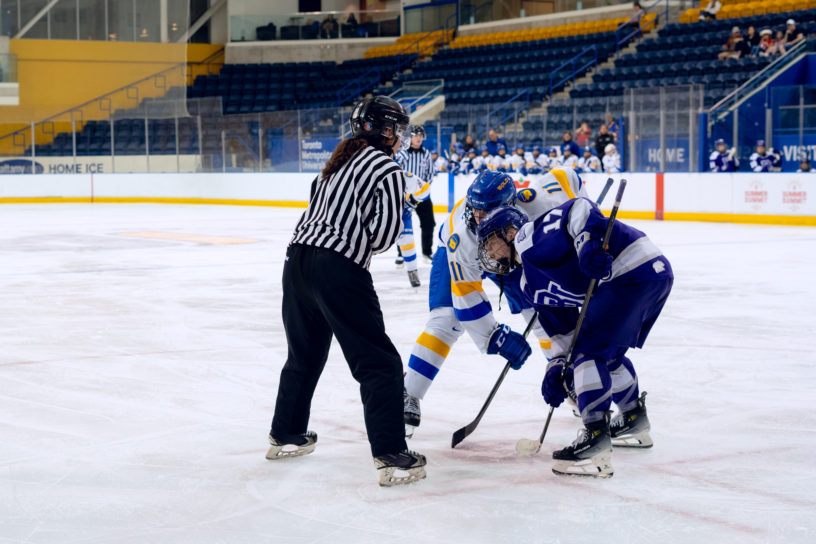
[368,169,406,254]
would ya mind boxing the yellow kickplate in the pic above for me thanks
[117,231,257,245]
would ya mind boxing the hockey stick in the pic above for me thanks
[596,177,614,206]
[515,179,627,456]
[451,312,538,448]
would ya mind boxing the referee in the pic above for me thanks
[266,96,427,487]
[396,126,436,261]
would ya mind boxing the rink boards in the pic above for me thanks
[0,170,813,226]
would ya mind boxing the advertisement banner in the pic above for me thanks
[300,139,340,172]
[0,155,199,175]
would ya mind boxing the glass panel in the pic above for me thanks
[135,0,159,41]
[21,0,49,39]
[79,0,107,40]
[108,0,135,41]
[167,0,187,42]
[50,0,78,40]
[1,0,20,37]
[229,9,401,42]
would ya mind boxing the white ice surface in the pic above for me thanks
[1,204,815,544]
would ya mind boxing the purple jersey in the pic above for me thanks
[514,198,672,357]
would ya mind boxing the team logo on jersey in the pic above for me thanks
[447,234,461,253]
[517,188,537,203]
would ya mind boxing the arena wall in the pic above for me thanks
[0,171,813,226]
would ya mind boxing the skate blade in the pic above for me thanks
[378,466,426,487]
[552,455,614,478]
[265,442,315,460]
[612,430,653,448]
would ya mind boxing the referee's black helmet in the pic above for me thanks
[410,125,426,139]
[350,96,410,140]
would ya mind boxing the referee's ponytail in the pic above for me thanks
[321,135,395,180]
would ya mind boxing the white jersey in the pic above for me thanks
[603,152,622,173]
[515,167,589,223]
[471,156,488,172]
[404,172,431,204]
[434,156,449,173]
[437,200,499,351]
[506,154,526,173]
[558,155,579,169]
[546,155,561,170]
[578,155,601,173]
[487,154,509,172]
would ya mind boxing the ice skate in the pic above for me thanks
[403,388,421,438]
[374,449,426,486]
[395,256,404,268]
[408,270,421,287]
[422,253,433,264]
[265,431,317,460]
[552,420,614,478]
[610,392,653,448]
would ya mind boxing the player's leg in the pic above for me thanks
[404,247,464,436]
[552,352,614,478]
[397,207,420,287]
[608,353,652,447]
[415,198,436,260]
[268,245,333,459]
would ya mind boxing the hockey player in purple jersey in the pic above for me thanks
[475,199,673,477]
[709,139,739,172]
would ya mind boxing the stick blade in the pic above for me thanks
[451,426,469,448]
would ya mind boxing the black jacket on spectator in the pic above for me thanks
[595,133,615,158]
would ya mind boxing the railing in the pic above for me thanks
[0,60,188,153]
[335,16,456,107]
[229,8,401,42]
[708,39,808,122]
[615,0,666,56]
[461,0,494,25]
[479,89,530,141]
[548,45,598,100]
[185,46,225,87]
[389,79,445,115]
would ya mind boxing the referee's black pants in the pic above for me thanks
[271,244,407,458]
[415,198,436,257]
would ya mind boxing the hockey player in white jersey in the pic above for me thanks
[403,167,588,437]
[602,143,622,173]
[489,144,509,172]
[507,144,528,174]
[472,147,490,172]
[432,151,448,174]
[546,147,561,171]
[559,147,579,169]
[460,149,478,175]
[578,146,602,173]
[394,172,431,287]
[524,145,547,174]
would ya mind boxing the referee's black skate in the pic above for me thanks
[552,420,613,478]
[610,392,653,448]
[408,270,421,287]
[374,449,426,486]
[403,388,421,438]
[265,431,317,459]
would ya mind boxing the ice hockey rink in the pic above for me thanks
[1,203,814,544]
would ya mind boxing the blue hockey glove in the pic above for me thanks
[541,356,573,407]
[487,324,532,370]
[574,231,612,279]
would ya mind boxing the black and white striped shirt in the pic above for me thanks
[396,146,434,183]
[290,146,405,269]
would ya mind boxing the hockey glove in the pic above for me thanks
[574,231,612,279]
[487,324,532,370]
[541,356,573,408]
[405,193,419,209]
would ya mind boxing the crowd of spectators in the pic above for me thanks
[717,18,805,60]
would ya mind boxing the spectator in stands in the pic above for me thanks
[320,13,338,39]
[618,1,645,36]
[699,0,721,21]
[595,124,615,160]
[783,19,805,48]
[746,26,761,54]
[709,139,738,172]
[344,12,359,37]
[758,29,776,57]
[575,121,592,147]
[560,130,580,157]
[797,158,811,172]
[485,129,508,156]
[605,113,620,142]
[774,30,788,56]
[718,26,751,60]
